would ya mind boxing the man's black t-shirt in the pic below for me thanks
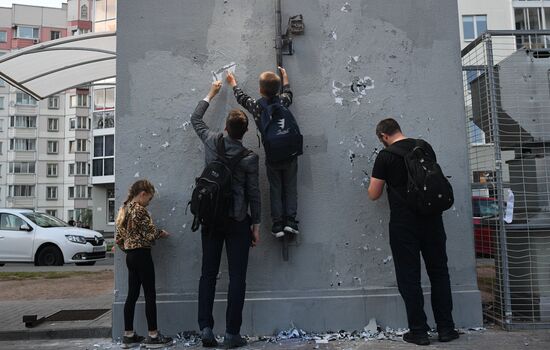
[371,138,437,215]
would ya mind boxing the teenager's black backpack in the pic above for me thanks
[385,139,454,216]
[190,134,251,232]
[258,98,303,163]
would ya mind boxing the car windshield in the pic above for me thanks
[22,212,70,228]
[479,199,499,217]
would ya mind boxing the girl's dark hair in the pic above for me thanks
[115,179,155,226]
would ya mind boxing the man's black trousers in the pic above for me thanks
[198,217,251,335]
[389,214,455,333]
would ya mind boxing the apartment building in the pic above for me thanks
[0,1,95,226]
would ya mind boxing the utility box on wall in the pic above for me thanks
[114,0,482,336]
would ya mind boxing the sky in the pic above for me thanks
[0,0,67,8]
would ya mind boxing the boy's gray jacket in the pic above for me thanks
[191,100,261,225]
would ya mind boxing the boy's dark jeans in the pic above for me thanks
[389,212,455,333]
[266,157,298,223]
[198,217,252,335]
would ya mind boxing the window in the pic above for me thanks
[47,163,58,177]
[70,116,88,129]
[16,92,37,106]
[47,140,59,154]
[81,4,88,19]
[10,116,36,128]
[107,186,115,224]
[70,94,89,107]
[0,142,2,154]
[50,31,60,40]
[0,213,25,230]
[46,186,58,200]
[0,31,6,42]
[9,185,35,197]
[8,162,35,174]
[0,119,3,131]
[48,96,60,109]
[69,185,88,199]
[70,161,87,175]
[16,26,39,39]
[9,138,35,151]
[93,135,114,176]
[45,209,57,218]
[48,118,59,131]
[462,15,487,41]
[0,96,4,109]
[77,139,87,152]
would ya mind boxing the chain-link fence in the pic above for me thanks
[462,30,550,329]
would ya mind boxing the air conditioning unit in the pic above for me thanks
[32,39,39,44]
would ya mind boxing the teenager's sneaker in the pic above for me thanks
[143,332,174,349]
[403,331,430,346]
[121,333,145,348]
[438,328,459,342]
[222,333,247,349]
[283,218,299,235]
[271,221,284,238]
[201,327,218,348]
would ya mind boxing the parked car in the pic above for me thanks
[0,209,106,266]
[472,196,499,258]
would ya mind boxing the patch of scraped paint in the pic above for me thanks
[332,76,375,105]
[341,2,351,12]
[329,29,337,40]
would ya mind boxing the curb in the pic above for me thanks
[0,327,111,341]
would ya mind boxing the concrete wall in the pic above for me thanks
[114,0,482,336]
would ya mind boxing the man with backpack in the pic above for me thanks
[190,80,260,349]
[368,118,459,346]
[227,67,303,238]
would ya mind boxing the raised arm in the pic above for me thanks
[278,66,293,107]
[191,81,222,142]
[227,71,260,116]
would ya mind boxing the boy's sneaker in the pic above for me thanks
[283,218,299,235]
[143,332,174,349]
[121,333,145,348]
[402,331,430,346]
[201,327,218,348]
[222,333,247,349]
[438,328,459,342]
[271,221,285,238]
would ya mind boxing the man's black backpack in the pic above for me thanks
[190,134,251,232]
[385,139,454,216]
[258,98,303,163]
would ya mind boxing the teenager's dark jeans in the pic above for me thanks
[124,248,158,332]
[266,157,298,222]
[389,214,455,333]
[198,218,251,335]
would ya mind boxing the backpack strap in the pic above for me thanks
[216,133,229,163]
[384,140,412,158]
[258,98,279,134]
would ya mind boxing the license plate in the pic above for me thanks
[93,246,106,252]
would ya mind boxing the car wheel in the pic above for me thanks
[75,261,96,266]
[37,246,64,266]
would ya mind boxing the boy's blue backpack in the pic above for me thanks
[258,98,303,163]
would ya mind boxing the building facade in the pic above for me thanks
[0,2,95,227]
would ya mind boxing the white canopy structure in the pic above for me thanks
[0,31,116,100]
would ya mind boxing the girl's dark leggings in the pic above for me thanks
[124,248,157,331]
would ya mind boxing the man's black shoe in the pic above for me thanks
[222,333,247,349]
[121,333,145,348]
[201,327,218,348]
[403,331,430,346]
[438,328,459,342]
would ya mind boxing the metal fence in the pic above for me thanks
[462,30,550,329]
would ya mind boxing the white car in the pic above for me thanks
[0,209,106,266]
